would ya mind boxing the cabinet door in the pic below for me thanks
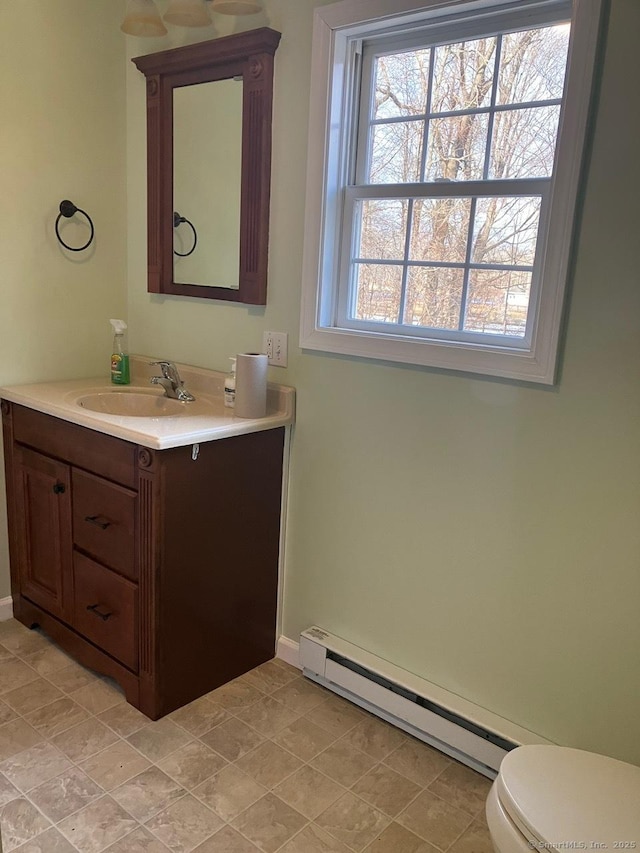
[13,445,73,621]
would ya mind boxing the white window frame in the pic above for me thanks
[300,0,604,384]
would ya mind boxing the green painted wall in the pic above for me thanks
[127,0,640,765]
[0,1,127,598]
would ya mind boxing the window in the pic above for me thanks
[300,0,603,383]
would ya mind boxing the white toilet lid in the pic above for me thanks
[497,745,640,846]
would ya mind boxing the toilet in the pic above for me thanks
[486,745,640,853]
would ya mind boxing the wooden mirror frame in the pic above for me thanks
[133,28,281,304]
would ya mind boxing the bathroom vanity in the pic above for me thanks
[0,359,294,719]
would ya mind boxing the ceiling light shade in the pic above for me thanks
[164,0,212,27]
[120,0,168,36]
[211,0,263,14]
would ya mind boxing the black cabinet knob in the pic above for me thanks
[52,483,66,494]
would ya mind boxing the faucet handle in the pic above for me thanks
[149,361,195,402]
[150,361,179,382]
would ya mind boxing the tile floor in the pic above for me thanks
[0,618,493,853]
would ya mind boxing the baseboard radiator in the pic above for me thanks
[299,627,551,779]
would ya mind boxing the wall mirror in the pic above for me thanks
[133,28,281,304]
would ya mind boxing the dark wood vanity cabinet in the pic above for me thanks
[1,400,285,719]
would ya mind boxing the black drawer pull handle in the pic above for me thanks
[53,483,66,494]
[86,603,112,621]
[84,515,111,530]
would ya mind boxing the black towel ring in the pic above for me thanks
[173,211,198,257]
[55,200,95,252]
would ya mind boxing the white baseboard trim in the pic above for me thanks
[276,635,301,669]
[0,596,14,622]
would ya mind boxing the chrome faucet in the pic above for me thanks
[150,361,196,402]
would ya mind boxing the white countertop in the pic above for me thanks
[0,356,295,450]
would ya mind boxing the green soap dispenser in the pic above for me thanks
[110,319,130,385]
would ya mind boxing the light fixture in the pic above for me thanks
[210,0,262,14]
[164,0,212,27]
[120,0,168,36]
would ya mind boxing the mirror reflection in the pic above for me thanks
[173,79,243,289]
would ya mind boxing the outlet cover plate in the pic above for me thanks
[263,331,288,367]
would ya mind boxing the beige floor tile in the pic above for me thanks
[199,718,264,762]
[0,620,29,640]
[193,825,261,852]
[71,679,125,714]
[305,697,365,738]
[24,697,90,738]
[58,794,138,853]
[158,740,227,790]
[99,702,151,738]
[12,826,79,852]
[2,677,64,715]
[47,661,100,694]
[278,823,352,853]
[208,680,264,712]
[79,741,151,790]
[427,763,492,817]
[0,719,43,762]
[230,793,307,853]
[272,717,339,762]
[235,696,301,738]
[28,766,103,822]
[128,719,192,763]
[270,678,328,715]
[193,764,267,822]
[0,659,39,695]
[52,718,119,762]
[111,767,186,823]
[310,740,378,787]
[235,740,303,789]
[475,807,489,829]
[241,660,299,694]
[364,821,439,853]
[314,791,390,852]
[0,773,20,807]
[145,793,224,853]
[352,764,422,817]
[340,717,407,761]
[169,697,229,737]
[448,819,494,853]
[383,740,451,787]
[0,700,17,725]
[274,765,346,820]
[22,646,73,676]
[103,826,171,852]
[0,797,51,850]
[0,627,495,853]
[0,742,72,793]
[0,629,50,658]
[396,789,473,850]
[271,659,301,674]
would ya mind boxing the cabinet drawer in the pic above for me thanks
[73,552,138,671]
[73,470,136,581]
[12,405,136,488]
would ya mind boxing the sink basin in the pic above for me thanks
[78,391,187,417]
[1,358,295,449]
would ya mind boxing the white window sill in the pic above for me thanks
[301,324,557,384]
